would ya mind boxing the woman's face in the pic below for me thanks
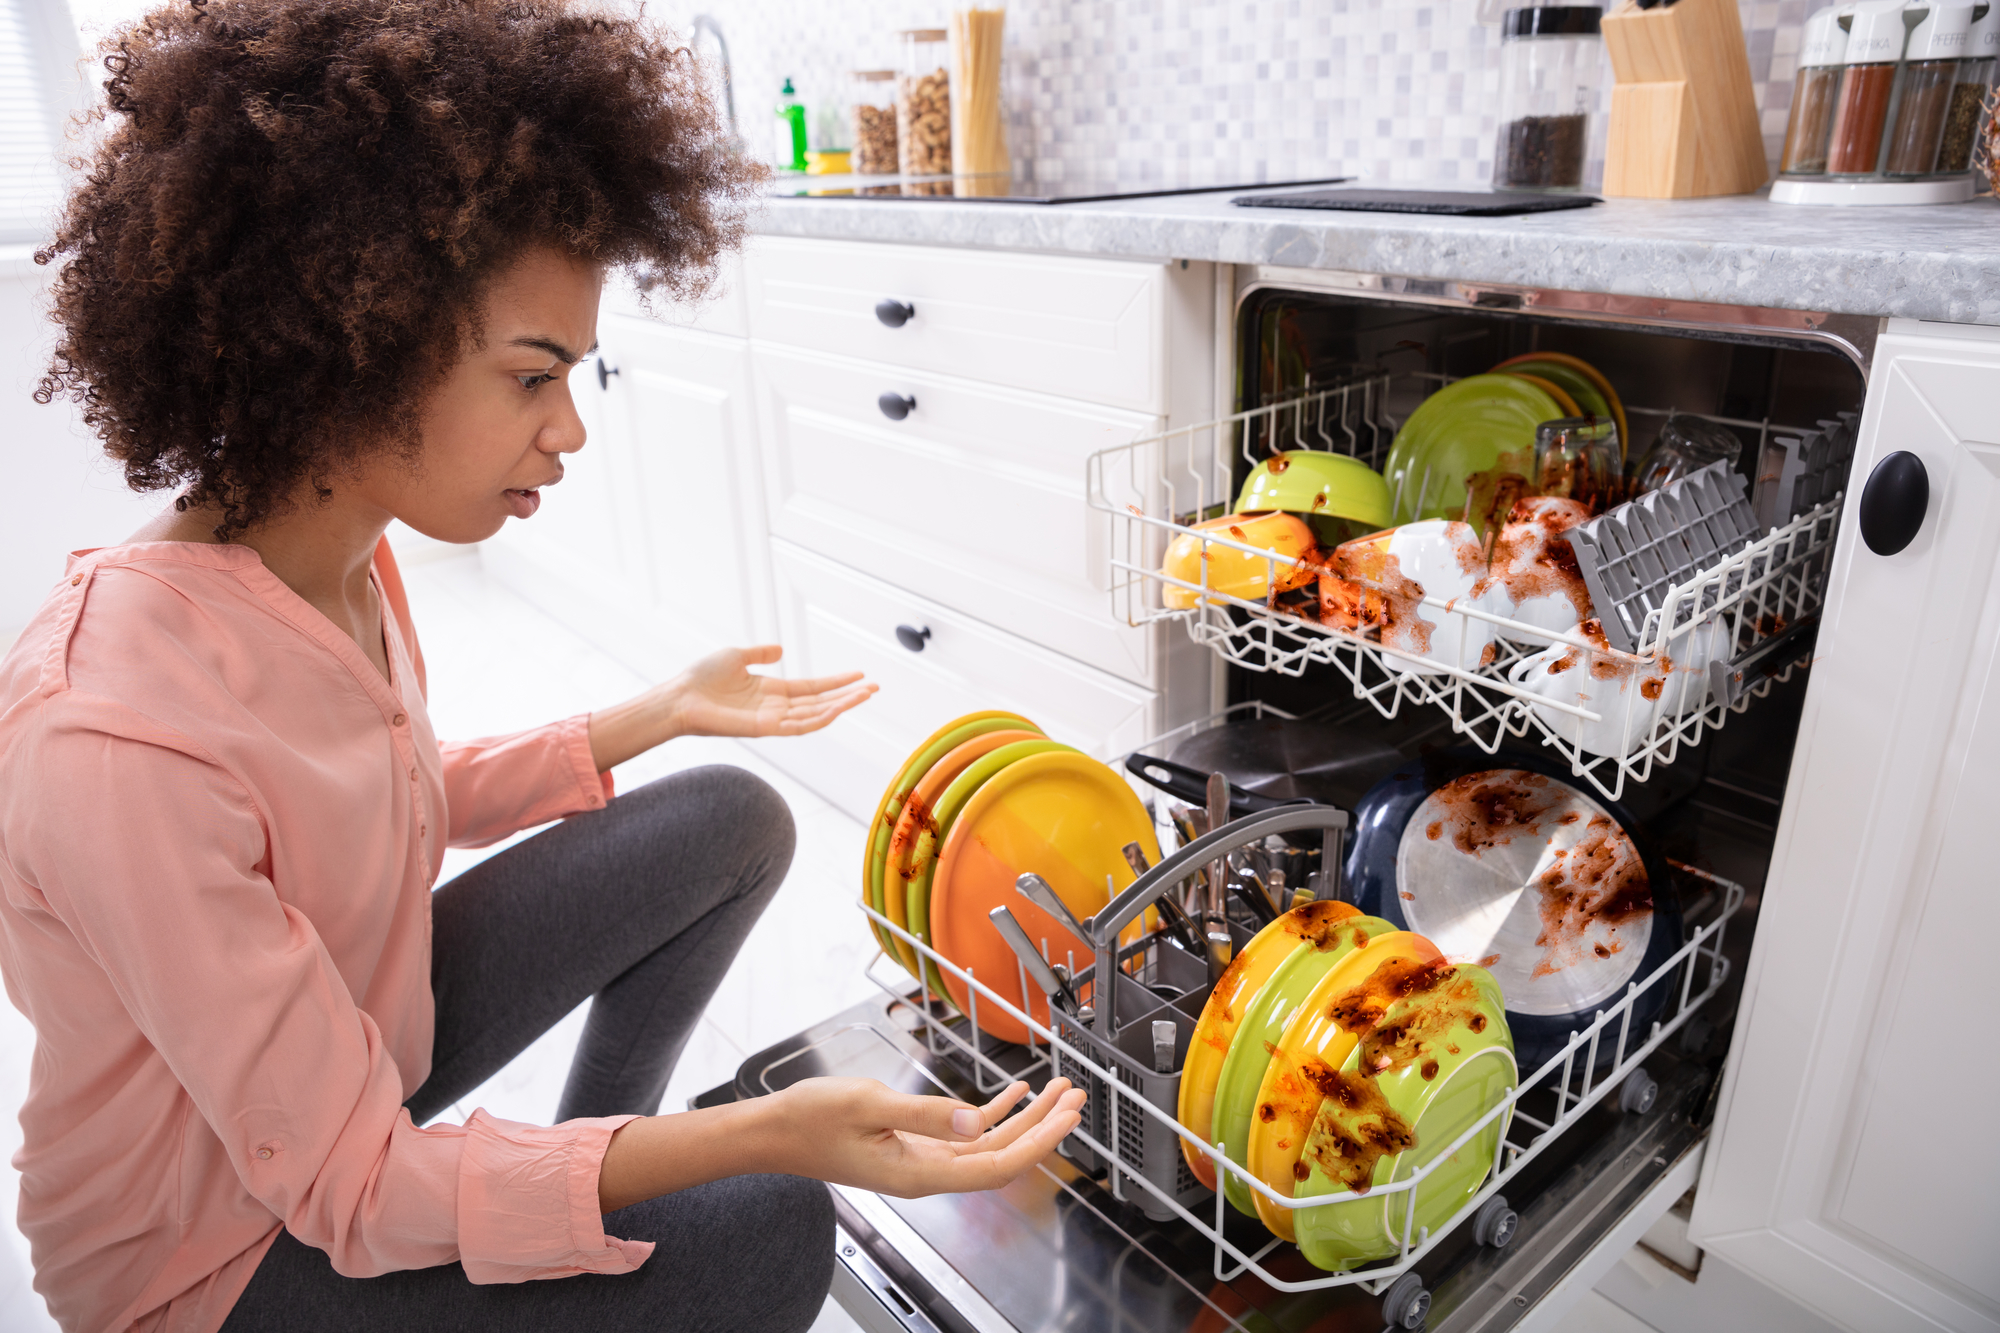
[368,246,603,544]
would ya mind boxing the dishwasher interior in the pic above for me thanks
[701,283,1872,1333]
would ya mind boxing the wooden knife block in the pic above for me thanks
[1601,0,1769,197]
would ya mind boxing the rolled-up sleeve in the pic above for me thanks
[16,696,650,1281]
[441,713,616,849]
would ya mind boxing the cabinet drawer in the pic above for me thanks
[754,344,1158,685]
[744,237,1169,412]
[754,540,1158,824]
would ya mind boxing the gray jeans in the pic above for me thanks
[220,765,834,1332]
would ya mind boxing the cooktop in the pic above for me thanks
[773,170,1352,205]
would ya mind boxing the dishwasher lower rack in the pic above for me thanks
[857,840,1744,1300]
[1084,377,1840,802]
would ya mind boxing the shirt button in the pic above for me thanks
[392,713,407,727]
[419,824,427,837]
[69,575,82,586]
[409,767,418,780]
[255,1148,272,1160]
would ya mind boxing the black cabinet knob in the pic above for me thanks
[874,299,915,328]
[878,391,916,422]
[596,358,619,391]
[1858,450,1929,556]
[895,624,932,653]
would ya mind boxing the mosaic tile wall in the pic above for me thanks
[643,0,1829,190]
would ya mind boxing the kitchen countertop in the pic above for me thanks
[751,184,2000,327]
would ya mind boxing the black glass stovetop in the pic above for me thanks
[772,170,1352,204]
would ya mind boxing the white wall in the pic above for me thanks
[1,247,161,642]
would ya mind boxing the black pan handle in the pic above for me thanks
[1124,751,1295,816]
[1858,450,1928,556]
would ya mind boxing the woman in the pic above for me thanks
[6,2,1085,1330]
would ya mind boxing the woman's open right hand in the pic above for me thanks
[769,1076,1086,1199]
[595,1076,1086,1212]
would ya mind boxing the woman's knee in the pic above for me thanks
[617,765,796,898]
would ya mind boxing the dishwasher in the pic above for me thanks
[693,269,1877,1333]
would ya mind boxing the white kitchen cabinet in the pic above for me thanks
[1690,319,2000,1333]
[482,311,773,678]
[750,341,1162,684]
[759,539,1159,824]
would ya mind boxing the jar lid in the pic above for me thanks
[1840,0,1912,62]
[851,69,896,80]
[898,28,948,40]
[1970,0,1999,55]
[1905,2,1976,60]
[1501,6,1602,37]
[1798,6,1852,66]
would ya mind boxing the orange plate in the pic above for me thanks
[929,751,1161,1043]
[880,730,1043,978]
[1245,930,1445,1241]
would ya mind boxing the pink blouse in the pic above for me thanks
[0,540,650,1333]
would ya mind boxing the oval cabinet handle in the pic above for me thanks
[878,391,916,422]
[1858,450,1929,556]
[874,298,915,328]
[596,358,619,391]
[895,624,932,653]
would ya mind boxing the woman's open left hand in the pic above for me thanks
[588,644,876,771]
[671,644,876,740]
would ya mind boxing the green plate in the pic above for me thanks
[1293,966,1516,1272]
[904,739,1076,1004]
[1501,361,1609,430]
[865,713,1039,960]
[1382,374,1564,525]
[1211,914,1395,1217]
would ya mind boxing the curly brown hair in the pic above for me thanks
[36,0,762,539]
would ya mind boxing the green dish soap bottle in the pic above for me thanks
[774,78,807,172]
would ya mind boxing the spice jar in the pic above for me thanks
[1780,7,1853,175]
[896,28,952,177]
[1936,1,1998,171]
[1494,6,1605,191]
[850,70,898,175]
[1885,3,1977,174]
[1827,1,1914,175]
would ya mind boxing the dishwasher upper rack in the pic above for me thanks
[855,805,1745,1301]
[1084,376,1841,802]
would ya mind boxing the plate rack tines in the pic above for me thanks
[856,841,1744,1299]
[1085,376,1841,802]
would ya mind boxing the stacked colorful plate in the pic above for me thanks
[1177,900,1515,1271]
[863,712,1161,1043]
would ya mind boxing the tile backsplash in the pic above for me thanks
[645,0,1829,189]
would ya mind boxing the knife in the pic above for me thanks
[988,905,1079,1017]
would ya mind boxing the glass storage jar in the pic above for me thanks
[1494,6,1605,191]
[850,70,898,175]
[896,28,952,176]
[1780,6,1852,175]
[1884,3,1976,175]
[1826,0,1912,175]
[1936,0,1998,171]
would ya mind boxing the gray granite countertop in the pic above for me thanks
[751,184,2000,327]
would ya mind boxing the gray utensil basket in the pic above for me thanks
[1054,805,1349,1221]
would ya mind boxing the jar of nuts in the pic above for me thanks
[850,70,898,175]
[896,28,951,177]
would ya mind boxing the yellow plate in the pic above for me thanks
[1245,930,1445,1241]
[929,750,1160,1043]
[862,712,1039,960]
[1178,899,1362,1191]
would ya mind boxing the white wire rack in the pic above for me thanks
[1085,377,1841,801]
[857,861,1743,1298]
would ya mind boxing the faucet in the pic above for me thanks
[689,15,740,150]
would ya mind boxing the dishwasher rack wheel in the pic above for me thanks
[1619,1066,1659,1116]
[1380,1272,1431,1330]
[1472,1194,1519,1250]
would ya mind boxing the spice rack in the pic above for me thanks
[1085,377,1842,802]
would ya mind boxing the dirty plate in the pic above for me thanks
[1381,374,1565,525]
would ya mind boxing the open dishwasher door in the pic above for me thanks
[698,972,1722,1333]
